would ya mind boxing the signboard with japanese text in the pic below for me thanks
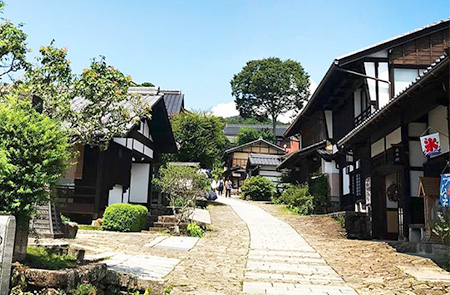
[440,174,450,207]
[420,133,441,157]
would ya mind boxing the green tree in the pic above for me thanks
[19,45,152,150]
[236,127,275,145]
[0,96,71,261]
[0,1,29,80]
[153,164,208,233]
[170,111,229,168]
[231,57,310,134]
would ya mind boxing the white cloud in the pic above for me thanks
[211,78,317,124]
[211,101,239,118]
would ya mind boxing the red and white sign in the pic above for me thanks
[420,133,441,157]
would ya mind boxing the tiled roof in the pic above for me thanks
[163,93,184,115]
[337,54,448,146]
[277,140,327,169]
[224,124,288,137]
[248,153,282,166]
[224,138,286,154]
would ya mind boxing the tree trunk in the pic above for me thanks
[13,216,30,262]
[272,115,277,141]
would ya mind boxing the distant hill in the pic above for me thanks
[224,115,288,125]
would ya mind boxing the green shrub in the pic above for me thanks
[309,173,330,213]
[25,246,77,270]
[102,203,148,232]
[60,215,71,223]
[241,176,275,201]
[432,211,450,244]
[187,222,204,237]
[74,282,97,295]
[273,183,314,215]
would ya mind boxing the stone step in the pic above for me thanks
[243,281,358,295]
[246,261,338,276]
[248,255,326,265]
[249,249,321,258]
[157,215,178,223]
[244,272,344,284]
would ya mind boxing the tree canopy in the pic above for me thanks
[236,127,275,145]
[230,57,310,134]
[169,111,229,169]
[15,44,152,150]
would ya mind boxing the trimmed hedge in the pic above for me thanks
[241,176,275,201]
[102,203,148,232]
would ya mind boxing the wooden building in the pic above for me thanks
[338,54,449,240]
[223,138,286,189]
[283,18,449,240]
[57,88,177,221]
[247,154,283,185]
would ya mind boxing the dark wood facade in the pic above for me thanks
[284,19,449,240]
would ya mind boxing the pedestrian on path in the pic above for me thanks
[225,179,232,198]
[217,179,224,196]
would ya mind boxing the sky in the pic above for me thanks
[4,1,449,120]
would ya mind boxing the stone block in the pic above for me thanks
[0,215,15,295]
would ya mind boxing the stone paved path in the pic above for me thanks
[219,197,358,295]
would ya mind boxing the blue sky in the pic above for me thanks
[4,1,449,114]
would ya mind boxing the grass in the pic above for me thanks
[26,246,78,270]
[78,224,102,231]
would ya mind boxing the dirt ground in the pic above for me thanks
[255,202,450,295]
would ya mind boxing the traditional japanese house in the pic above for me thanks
[247,154,283,185]
[338,53,449,240]
[283,18,449,238]
[223,138,286,189]
[57,88,177,221]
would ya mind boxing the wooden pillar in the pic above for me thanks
[401,124,411,241]
[94,150,105,219]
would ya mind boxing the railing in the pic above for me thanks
[354,107,372,127]
[54,184,97,215]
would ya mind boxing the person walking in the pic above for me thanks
[225,179,232,198]
[218,179,224,196]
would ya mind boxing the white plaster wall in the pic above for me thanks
[354,89,361,117]
[386,127,401,147]
[408,122,427,137]
[108,185,124,206]
[364,62,377,102]
[429,105,449,156]
[371,138,385,157]
[409,141,427,167]
[343,166,350,195]
[410,170,424,197]
[129,163,150,203]
[378,62,390,108]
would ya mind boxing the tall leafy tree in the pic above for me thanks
[0,0,29,80]
[18,45,152,150]
[236,127,275,145]
[231,57,310,134]
[170,111,229,169]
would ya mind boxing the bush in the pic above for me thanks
[74,282,97,295]
[309,173,330,212]
[25,246,77,270]
[102,203,148,232]
[273,183,314,215]
[241,176,275,201]
[187,222,204,237]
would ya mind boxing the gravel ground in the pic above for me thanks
[255,202,450,295]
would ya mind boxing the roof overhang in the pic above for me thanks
[338,54,449,147]
[277,140,327,169]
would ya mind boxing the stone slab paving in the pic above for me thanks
[104,253,180,283]
[219,197,358,295]
[153,236,199,251]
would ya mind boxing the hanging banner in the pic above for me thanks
[440,174,450,207]
[420,133,441,157]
